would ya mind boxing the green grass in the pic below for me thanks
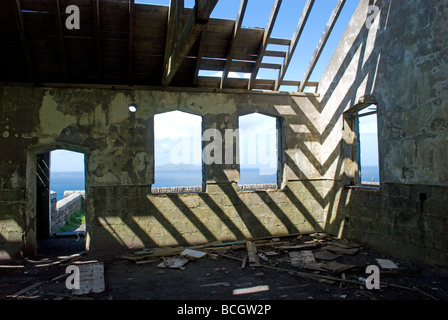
[58,209,86,233]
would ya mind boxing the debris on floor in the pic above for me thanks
[110,232,447,300]
[2,233,447,300]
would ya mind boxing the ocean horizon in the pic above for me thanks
[50,165,380,201]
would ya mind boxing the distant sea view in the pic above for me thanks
[50,172,85,201]
[50,166,380,200]
[361,165,380,183]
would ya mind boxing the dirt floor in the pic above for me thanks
[1,233,448,306]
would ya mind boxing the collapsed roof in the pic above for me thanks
[0,0,351,92]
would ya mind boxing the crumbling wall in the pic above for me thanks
[0,85,335,259]
[319,0,448,266]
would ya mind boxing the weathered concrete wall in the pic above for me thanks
[1,0,446,267]
[0,85,333,258]
[319,0,448,266]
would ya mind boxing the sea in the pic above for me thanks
[360,165,380,183]
[50,166,380,201]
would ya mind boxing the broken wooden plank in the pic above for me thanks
[322,261,356,274]
[233,285,270,296]
[46,292,94,300]
[7,281,46,298]
[35,251,87,268]
[134,246,185,258]
[212,240,246,247]
[275,242,321,250]
[240,255,248,269]
[118,254,147,262]
[324,245,359,256]
[246,240,261,267]
[135,259,158,265]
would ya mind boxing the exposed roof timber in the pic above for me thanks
[1,0,352,92]
[162,0,218,86]
[163,0,179,81]
[128,0,135,84]
[220,0,248,88]
[249,0,282,90]
[12,0,34,81]
[268,38,291,46]
[92,0,103,80]
[299,0,346,92]
[193,24,208,85]
[275,0,315,91]
[53,0,69,81]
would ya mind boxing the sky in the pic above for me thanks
[51,0,379,172]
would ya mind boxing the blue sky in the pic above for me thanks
[51,0,379,172]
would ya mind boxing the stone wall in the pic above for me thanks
[0,85,328,258]
[50,192,84,234]
[0,0,446,266]
[318,0,448,266]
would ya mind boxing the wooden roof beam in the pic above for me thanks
[92,0,103,81]
[299,0,345,92]
[248,0,282,90]
[220,0,248,88]
[53,0,69,81]
[275,0,314,91]
[162,0,218,86]
[128,0,135,85]
[12,0,34,81]
[193,24,208,86]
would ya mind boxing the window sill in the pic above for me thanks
[345,184,381,191]
[151,186,204,195]
[237,183,279,192]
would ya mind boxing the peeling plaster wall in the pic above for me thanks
[1,86,338,259]
[319,0,448,266]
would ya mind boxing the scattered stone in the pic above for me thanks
[157,257,189,269]
[375,259,399,269]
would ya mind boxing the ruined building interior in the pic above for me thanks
[0,0,447,299]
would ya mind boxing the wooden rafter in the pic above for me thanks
[12,0,34,80]
[248,0,282,90]
[275,0,315,91]
[220,0,248,88]
[92,0,102,80]
[163,0,178,82]
[128,0,135,85]
[162,0,218,86]
[299,0,345,92]
[53,0,69,81]
[193,24,208,86]
[163,0,186,86]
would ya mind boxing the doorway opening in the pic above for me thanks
[35,149,87,257]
